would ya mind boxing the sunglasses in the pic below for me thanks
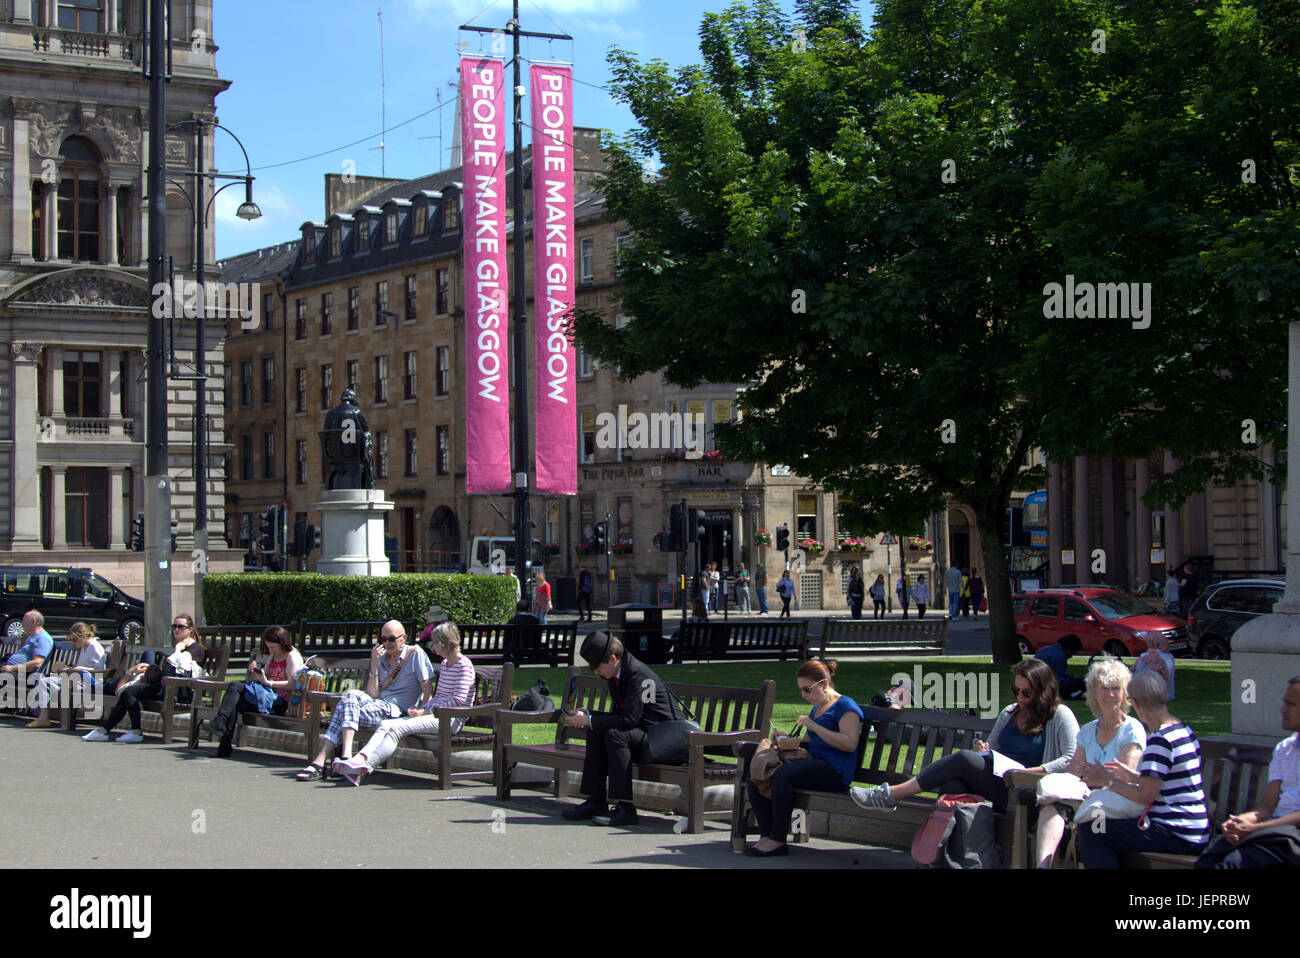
[171,623,189,630]
[1014,686,1034,699]
[381,633,404,643]
[799,678,826,694]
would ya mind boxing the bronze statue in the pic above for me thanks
[319,388,375,490]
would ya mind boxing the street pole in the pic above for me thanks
[193,118,208,624]
[145,0,172,643]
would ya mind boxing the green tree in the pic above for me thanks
[577,0,1300,662]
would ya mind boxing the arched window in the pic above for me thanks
[57,136,102,262]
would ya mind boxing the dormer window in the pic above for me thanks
[329,227,341,259]
[385,211,399,245]
[355,217,368,254]
[302,231,316,266]
[443,196,459,232]
[413,205,427,238]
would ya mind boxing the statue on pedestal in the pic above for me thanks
[319,388,375,490]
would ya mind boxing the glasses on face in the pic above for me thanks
[799,679,826,695]
[381,634,403,643]
[172,623,188,630]
[1014,685,1034,699]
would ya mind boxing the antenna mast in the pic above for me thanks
[377,7,387,176]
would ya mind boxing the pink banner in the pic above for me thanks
[531,64,577,495]
[461,58,511,493]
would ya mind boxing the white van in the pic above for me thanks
[468,536,547,575]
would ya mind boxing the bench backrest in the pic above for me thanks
[858,706,993,786]
[110,643,231,683]
[296,621,388,656]
[675,620,808,659]
[454,622,577,665]
[554,666,775,756]
[1200,740,1276,826]
[198,626,273,669]
[437,662,514,731]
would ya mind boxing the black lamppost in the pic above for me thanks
[165,115,260,623]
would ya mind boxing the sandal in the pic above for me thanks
[296,764,325,781]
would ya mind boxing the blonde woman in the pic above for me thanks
[1035,657,1145,867]
[332,623,476,784]
[28,622,105,728]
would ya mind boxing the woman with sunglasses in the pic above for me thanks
[83,613,206,744]
[200,625,304,757]
[744,659,863,857]
[850,658,1078,812]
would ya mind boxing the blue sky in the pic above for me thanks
[210,0,872,259]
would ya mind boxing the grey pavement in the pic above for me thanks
[0,721,908,869]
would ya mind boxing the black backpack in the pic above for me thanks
[511,678,554,712]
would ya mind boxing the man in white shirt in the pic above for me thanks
[945,564,963,619]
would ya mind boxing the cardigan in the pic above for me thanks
[987,703,1079,774]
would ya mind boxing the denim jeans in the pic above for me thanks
[756,588,768,613]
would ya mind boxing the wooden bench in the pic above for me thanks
[298,661,514,786]
[1,641,80,717]
[456,622,577,667]
[496,668,776,833]
[730,706,1022,864]
[295,621,386,658]
[671,620,810,664]
[819,618,949,657]
[67,643,232,742]
[187,653,369,755]
[197,625,271,672]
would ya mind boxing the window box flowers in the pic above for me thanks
[798,538,826,556]
[755,528,773,547]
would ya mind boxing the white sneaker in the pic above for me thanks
[82,727,110,742]
[116,730,144,744]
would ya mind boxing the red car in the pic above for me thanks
[1013,588,1190,658]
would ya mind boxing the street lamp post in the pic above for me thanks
[165,115,260,624]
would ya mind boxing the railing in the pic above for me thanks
[37,416,137,440]
[31,29,136,61]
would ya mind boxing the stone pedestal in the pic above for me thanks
[1231,615,1299,739]
[313,489,393,577]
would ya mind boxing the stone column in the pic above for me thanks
[51,466,68,549]
[109,467,125,549]
[10,343,43,549]
[1072,455,1091,582]
[1232,321,1300,740]
[42,179,56,259]
[106,0,119,33]
[50,348,65,417]
[103,182,119,266]
[1135,457,1153,585]
[1163,451,1183,568]
[1101,457,1117,583]
[1049,460,1065,587]
[10,114,32,260]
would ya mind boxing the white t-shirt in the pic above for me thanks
[75,638,106,671]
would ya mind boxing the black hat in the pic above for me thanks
[579,630,615,669]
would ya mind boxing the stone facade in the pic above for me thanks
[0,2,242,616]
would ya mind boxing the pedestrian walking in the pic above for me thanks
[1163,570,1180,616]
[1178,562,1199,620]
[912,576,930,618]
[776,570,796,618]
[960,570,972,619]
[847,568,865,619]
[708,563,721,612]
[969,569,985,619]
[736,562,752,613]
[577,566,594,622]
[869,574,887,619]
[945,562,962,619]
[755,564,769,615]
[896,574,911,620]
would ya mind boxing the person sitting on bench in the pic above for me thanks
[1036,635,1085,699]
[297,621,434,781]
[850,659,1078,813]
[203,626,304,757]
[331,623,476,784]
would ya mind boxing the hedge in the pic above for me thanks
[203,573,516,628]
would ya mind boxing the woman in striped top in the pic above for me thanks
[332,623,476,785]
[1076,670,1210,868]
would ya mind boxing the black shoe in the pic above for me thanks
[208,715,229,739]
[593,803,639,827]
[744,844,790,857]
[562,799,607,821]
[216,742,233,758]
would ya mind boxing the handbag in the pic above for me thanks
[978,596,988,612]
[640,687,700,765]
[1074,786,1149,825]
[912,795,1001,868]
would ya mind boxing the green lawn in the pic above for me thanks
[503,658,1235,750]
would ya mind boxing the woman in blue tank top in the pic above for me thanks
[745,659,863,857]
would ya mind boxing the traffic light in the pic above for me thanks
[129,513,144,552]
[289,518,307,557]
[170,517,179,554]
[688,508,704,543]
[776,525,790,551]
[308,523,321,552]
[1004,506,1027,548]
[667,504,684,552]
[258,505,278,553]
[591,521,608,554]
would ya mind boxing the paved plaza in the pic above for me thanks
[0,721,907,869]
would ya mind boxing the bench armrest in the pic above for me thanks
[161,676,192,690]
[494,708,561,726]
[685,729,765,748]
[308,690,343,709]
[433,700,509,721]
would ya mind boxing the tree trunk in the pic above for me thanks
[975,512,1020,664]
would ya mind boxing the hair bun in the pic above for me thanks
[86,624,97,637]
[824,659,838,677]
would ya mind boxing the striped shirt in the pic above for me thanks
[1139,722,1210,843]
[429,656,476,711]
[1270,733,1300,819]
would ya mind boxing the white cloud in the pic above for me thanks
[571,17,644,43]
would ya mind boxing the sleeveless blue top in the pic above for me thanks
[806,694,865,787]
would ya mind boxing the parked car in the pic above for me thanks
[1013,587,1190,659]
[0,566,144,643]
[1185,578,1284,659]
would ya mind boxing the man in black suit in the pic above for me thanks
[561,630,674,827]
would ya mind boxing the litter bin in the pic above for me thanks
[607,603,665,665]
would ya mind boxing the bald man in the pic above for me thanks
[297,620,435,781]
[2,610,54,678]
